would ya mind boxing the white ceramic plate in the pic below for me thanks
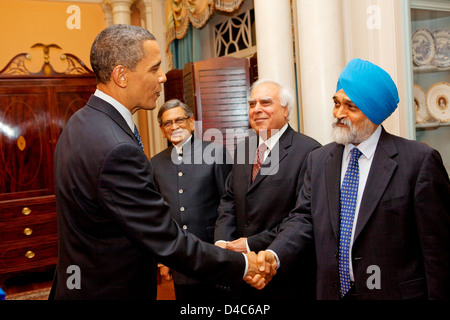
[414,84,429,123]
[433,29,450,68]
[426,82,450,122]
[412,28,435,66]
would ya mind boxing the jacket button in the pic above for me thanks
[182,225,188,230]
[180,207,185,212]
[179,189,183,194]
[178,172,183,177]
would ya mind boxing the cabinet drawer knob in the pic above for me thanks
[22,207,31,216]
[25,251,35,259]
[23,228,33,236]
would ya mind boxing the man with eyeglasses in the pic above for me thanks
[214,79,321,299]
[150,99,232,300]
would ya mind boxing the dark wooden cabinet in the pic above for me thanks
[0,50,96,284]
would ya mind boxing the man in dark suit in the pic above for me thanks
[214,79,321,299]
[150,99,232,299]
[50,24,271,300]
[255,59,450,300]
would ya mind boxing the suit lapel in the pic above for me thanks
[354,128,398,241]
[247,126,292,193]
[326,144,344,240]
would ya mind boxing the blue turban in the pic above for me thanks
[336,58,399,125]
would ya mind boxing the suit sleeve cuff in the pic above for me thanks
[266,249,280,270]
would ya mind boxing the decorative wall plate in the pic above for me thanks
[426,82,450,122]
[433,29,450,67]
[414,84,429,123]
[412,28,435,66]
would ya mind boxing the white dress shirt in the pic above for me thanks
[257,123,289,162]
[94,89,134,132]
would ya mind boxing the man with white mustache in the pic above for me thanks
[250,59,450,300]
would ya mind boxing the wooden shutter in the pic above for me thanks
[193,56,250,156]
[163,68,184,102]
[182,62,196,115]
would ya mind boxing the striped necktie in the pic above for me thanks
[133,125,144,152]
[251,143,268,182]
[339,147,362,298]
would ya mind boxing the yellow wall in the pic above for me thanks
[0,0,105,72]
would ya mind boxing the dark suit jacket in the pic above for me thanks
[51,95,245,300]
[150,138,232,285]
[268,128,450,300]
[214,125,321,299]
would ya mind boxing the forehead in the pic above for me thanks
[141,40,161,63]
[161,106,187,120]
[250,83,280,99]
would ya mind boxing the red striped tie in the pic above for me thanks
[252,143,268,182]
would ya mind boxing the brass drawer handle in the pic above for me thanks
[25,251,35,259]
[22,207,31,216]
[23,228,33,236]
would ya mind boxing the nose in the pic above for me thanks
[159,68,167,83]
[253,102,263,113]
[169,121,180,129]
[334,105,347,120]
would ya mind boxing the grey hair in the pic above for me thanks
[250,79,294,121]
[90,24,156,84]
[157,99,194,125]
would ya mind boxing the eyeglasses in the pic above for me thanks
[161,116,190,129]
[248,98,274,108]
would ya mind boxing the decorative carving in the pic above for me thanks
[0,44,94,77]
[214,9,254,57]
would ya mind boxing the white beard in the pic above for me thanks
[332,117,377,145]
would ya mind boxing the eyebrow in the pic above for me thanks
[151,61,162,70]
[248,97,273,101]
[332,95,355,105]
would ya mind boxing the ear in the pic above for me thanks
[284,106,289,120]
[112,65,127,88]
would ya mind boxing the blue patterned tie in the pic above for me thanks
[339,147,362,298]
[133,125,144,152]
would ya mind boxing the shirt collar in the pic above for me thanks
[94,89,134,132]
[174,134,193,155]
[344,125,382,160]
[258,123,289,151]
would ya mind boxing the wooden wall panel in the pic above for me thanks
[194,57,250,156]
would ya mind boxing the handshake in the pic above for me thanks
[160,238,278,290]
[216,238,278,290]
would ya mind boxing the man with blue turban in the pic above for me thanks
[245,59,450,300]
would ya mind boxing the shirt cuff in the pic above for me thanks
[242,253,248,279]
